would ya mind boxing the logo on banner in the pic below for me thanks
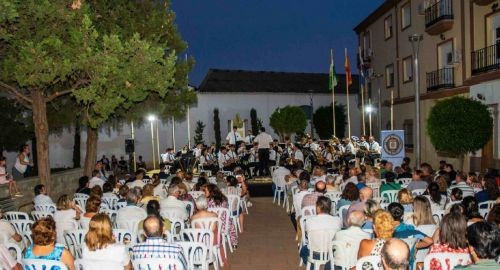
[383,134,403,155]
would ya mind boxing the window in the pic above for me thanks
[403,119,413,148]
[363,30,372,58]
[384,15,393,39]
[403,56,413,82]
[401,3,411,29]
[385,64,395,88]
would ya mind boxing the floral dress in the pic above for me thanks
[24,244,65,270]
[361,238,386,270]
[428,243,472,270]
[207,199,237,246]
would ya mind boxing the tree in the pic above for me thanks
[250,108,259,136]
[0,98,33,152]
[313,103,347,139]
[194,121,205,145]
[270,106,307,140]
[214,108,221,149]
[427,96,493,170]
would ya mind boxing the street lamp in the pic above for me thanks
[148,114,157,170]
[365,103,374,137]
[409,33,423,169]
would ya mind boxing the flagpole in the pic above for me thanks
[391,90,394,130]
[331,49,336,137]
[358,47,366,136]
[369,98,373,136]
[345,48,351,138]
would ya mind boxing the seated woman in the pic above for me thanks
[193,177,208,191]
[462,196,484,226]
[428,212,472,270]
[397,188,413,213]
[80,196,101,230]
[445,188,463,213]
[465,222,500,269]
[204,184,237,249]
[336,182,359,212]
[23,217,75,270]
[361,199,380,232]
[53,195,81,243]
[191,196,222,258]
[0,157,22,197]
[475,177,500,204]
[82,214,131,270]
[139,184,159,205]
[358,210,396,269]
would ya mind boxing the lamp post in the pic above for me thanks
[409,33,423,169]
[148,115,156,170]
[309,89,314,138]
[156,118,160,168]
[366,103,374,137]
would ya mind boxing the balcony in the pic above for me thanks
[425,0,454,35]
[472,43,500,75]
[473,0,496,6]
[426,67,455,92]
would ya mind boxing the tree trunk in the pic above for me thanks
[458,154,465,172]
[73,117,81,168]
[83,127,98,177]
[31,91,51,192]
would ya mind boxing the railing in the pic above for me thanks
[472,43,500,75]
[426,67,455,91]
[425,0,453,28]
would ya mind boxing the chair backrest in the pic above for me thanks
[34,204,56,214]
[75,258,124,270]
[183,201,195,218]
[73,193,89,200]
[398,178,412,185]
[73,198,88,212]
[23,259,69,270]
[30,211,53,221]
[191,217,221,245]
[355,255,381,270]
[177,241,209,270]
[338,204,350,223]
[432,210,446,225]
[226,194,241,217]
[64,229,87,259]
[116,218,141,235]
[208,207,230,234]
[20,231,33,247]
[132,258,184,270]
[114,201,127,211]
[188,191,204,200]
[478,200,496,210]
[99,208,117,222]
[112,229,137,245]
[4,211,30,221]
[423,252,471,270]
[3,242,22,262]
[381,190,398,203]
[301,206,317,217]
[101,196,119,210]
[307,229,336,263]
[10,219,34,234]
[180,228,214,248]
[411,189,426,197]
[324,191,342,201]
[167,217,186,241]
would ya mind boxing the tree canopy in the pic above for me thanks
[270,106,307,140]
[313,103,347,139]
[427,96,493,157]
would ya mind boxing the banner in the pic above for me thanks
[381,130,405,167]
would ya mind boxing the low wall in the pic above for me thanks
[0,168,83,212]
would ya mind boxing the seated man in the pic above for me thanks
[88,170,105,189]
[300,196,342,270]
[301,181,326,210]
[0,208,22,248]
[127,170,146,189]
[333,211,370,269]
[345,187,373,228]
[159,184,188,221]
[381,238,410,270]
[116,190,147,230]
[33,184,54,205]
[132,215,187,268]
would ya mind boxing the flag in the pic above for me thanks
[357,46,365,85]
[345,48,352,86]
[329,49,338,91]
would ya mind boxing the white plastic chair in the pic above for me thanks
[20,231,33,247]
[101,196,119,210]
[183,201,195,219]
[64,229,87,259]
[74,258,124,269]
[188,191,204,200]
[73,198,88,212]
[168,217,186,241]
[113,229,137,245]
[4,211,30,221]
[177,241,209,270]
[116,218,141,235]
[34,203,56,214]
[3,242,22,262]
[10,219,34,234]
[412,188,426,197]
[114,201,127,211]
[74,193,89,199]
[227,194,242,233]
[133,258,185,270]
[381,190,398,203]
[398,178,412,185]
[423,252,471,270]
[99,208,117,225]
[222,171,233,176]
[432,210,446,225]
[181,228,219,270]
[273,182,287,207]
[208,207,234,257]
[30,211,53,221]
[324,191,342,201]
[191,217,223,266]
[306,229,337,270]
[338,205,350,225]
[356,256,381,270]
[23,259,69,270]
[301,206,317,217]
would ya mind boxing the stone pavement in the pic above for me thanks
[222,197,302,270]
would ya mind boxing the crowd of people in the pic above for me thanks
[272,156,500,269]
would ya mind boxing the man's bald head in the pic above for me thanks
[348,210,366,227]
[381,238,410,270]
[315,181,326,194]
[359,187,373,201]
[143,215,164,237]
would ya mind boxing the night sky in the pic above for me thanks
[171,0,384,86]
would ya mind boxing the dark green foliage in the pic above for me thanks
[194,121,205,145]
[427,96,493,156]
[270,106,307,140]
[313,103,347,139]
[0,97,33,152]
[250,108,258,136]
[214,108,221,149]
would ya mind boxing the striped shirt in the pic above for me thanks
[448,182,475,198]
[132,237,187,269]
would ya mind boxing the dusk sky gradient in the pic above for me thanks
[171,0,385,86]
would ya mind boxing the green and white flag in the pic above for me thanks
[329,49,338,91]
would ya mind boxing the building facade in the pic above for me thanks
[355,0,500,171]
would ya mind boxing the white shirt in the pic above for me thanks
[127,179,146,189]
[269,149,277,161]
[153,184,166,199]
[293,190,311,217]
[193,148,202,158]
[159,196,188,220]
[245,135,255,144]
[161,152,175,163]
[309,143,320,151]
[89,176,105,188]
[253,132,273,149]
[272,167,290,186]
[82,243,130,270]
[305,214,342,233]
[360,141,370,150]
[218,152,230,168]
[33,194,54,205]
[225,131,242,145]
[369,141,381,154]
[345,143,357,155]
[0,220,18,245]
[333,226,370,268]
[116,205,147,229]
[14,154,29,174]
[53,209,78,243]
[294,150,304,162]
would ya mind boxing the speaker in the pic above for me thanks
[125,139,135,154]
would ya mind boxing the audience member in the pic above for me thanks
[75,176,91,195]
[397,188,413,212]
[336,182,359,211]
[448,173,474,198]
[411,196,437,236]
[475,177,499,204]
[116,190,147,229]
[301,181,327,210]
[380,238,410,270]
[361,199,380,232]
[487,204,500,226]
[0,244,21,270]
[346,187,373,227]
[406,170,428,192]
[53,194,81,243]
[127,170,146,189]
[358,210,396,269]
[380,172,400,194]
[0,208,22,247]
[139,184,159,205]
[159,184,188,221]
[426,182,446,212]
[462,196,484,226]
[333,211,370,269]
[465,222,500,269]
[388,202,433,248]
[89,170,105,189]
[79,196,101,230]
[33,184,54,205]
[204,183,237,248]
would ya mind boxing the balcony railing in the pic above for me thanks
[425,0,454,35]
[472,43,500,75]
[426,67,455,92]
